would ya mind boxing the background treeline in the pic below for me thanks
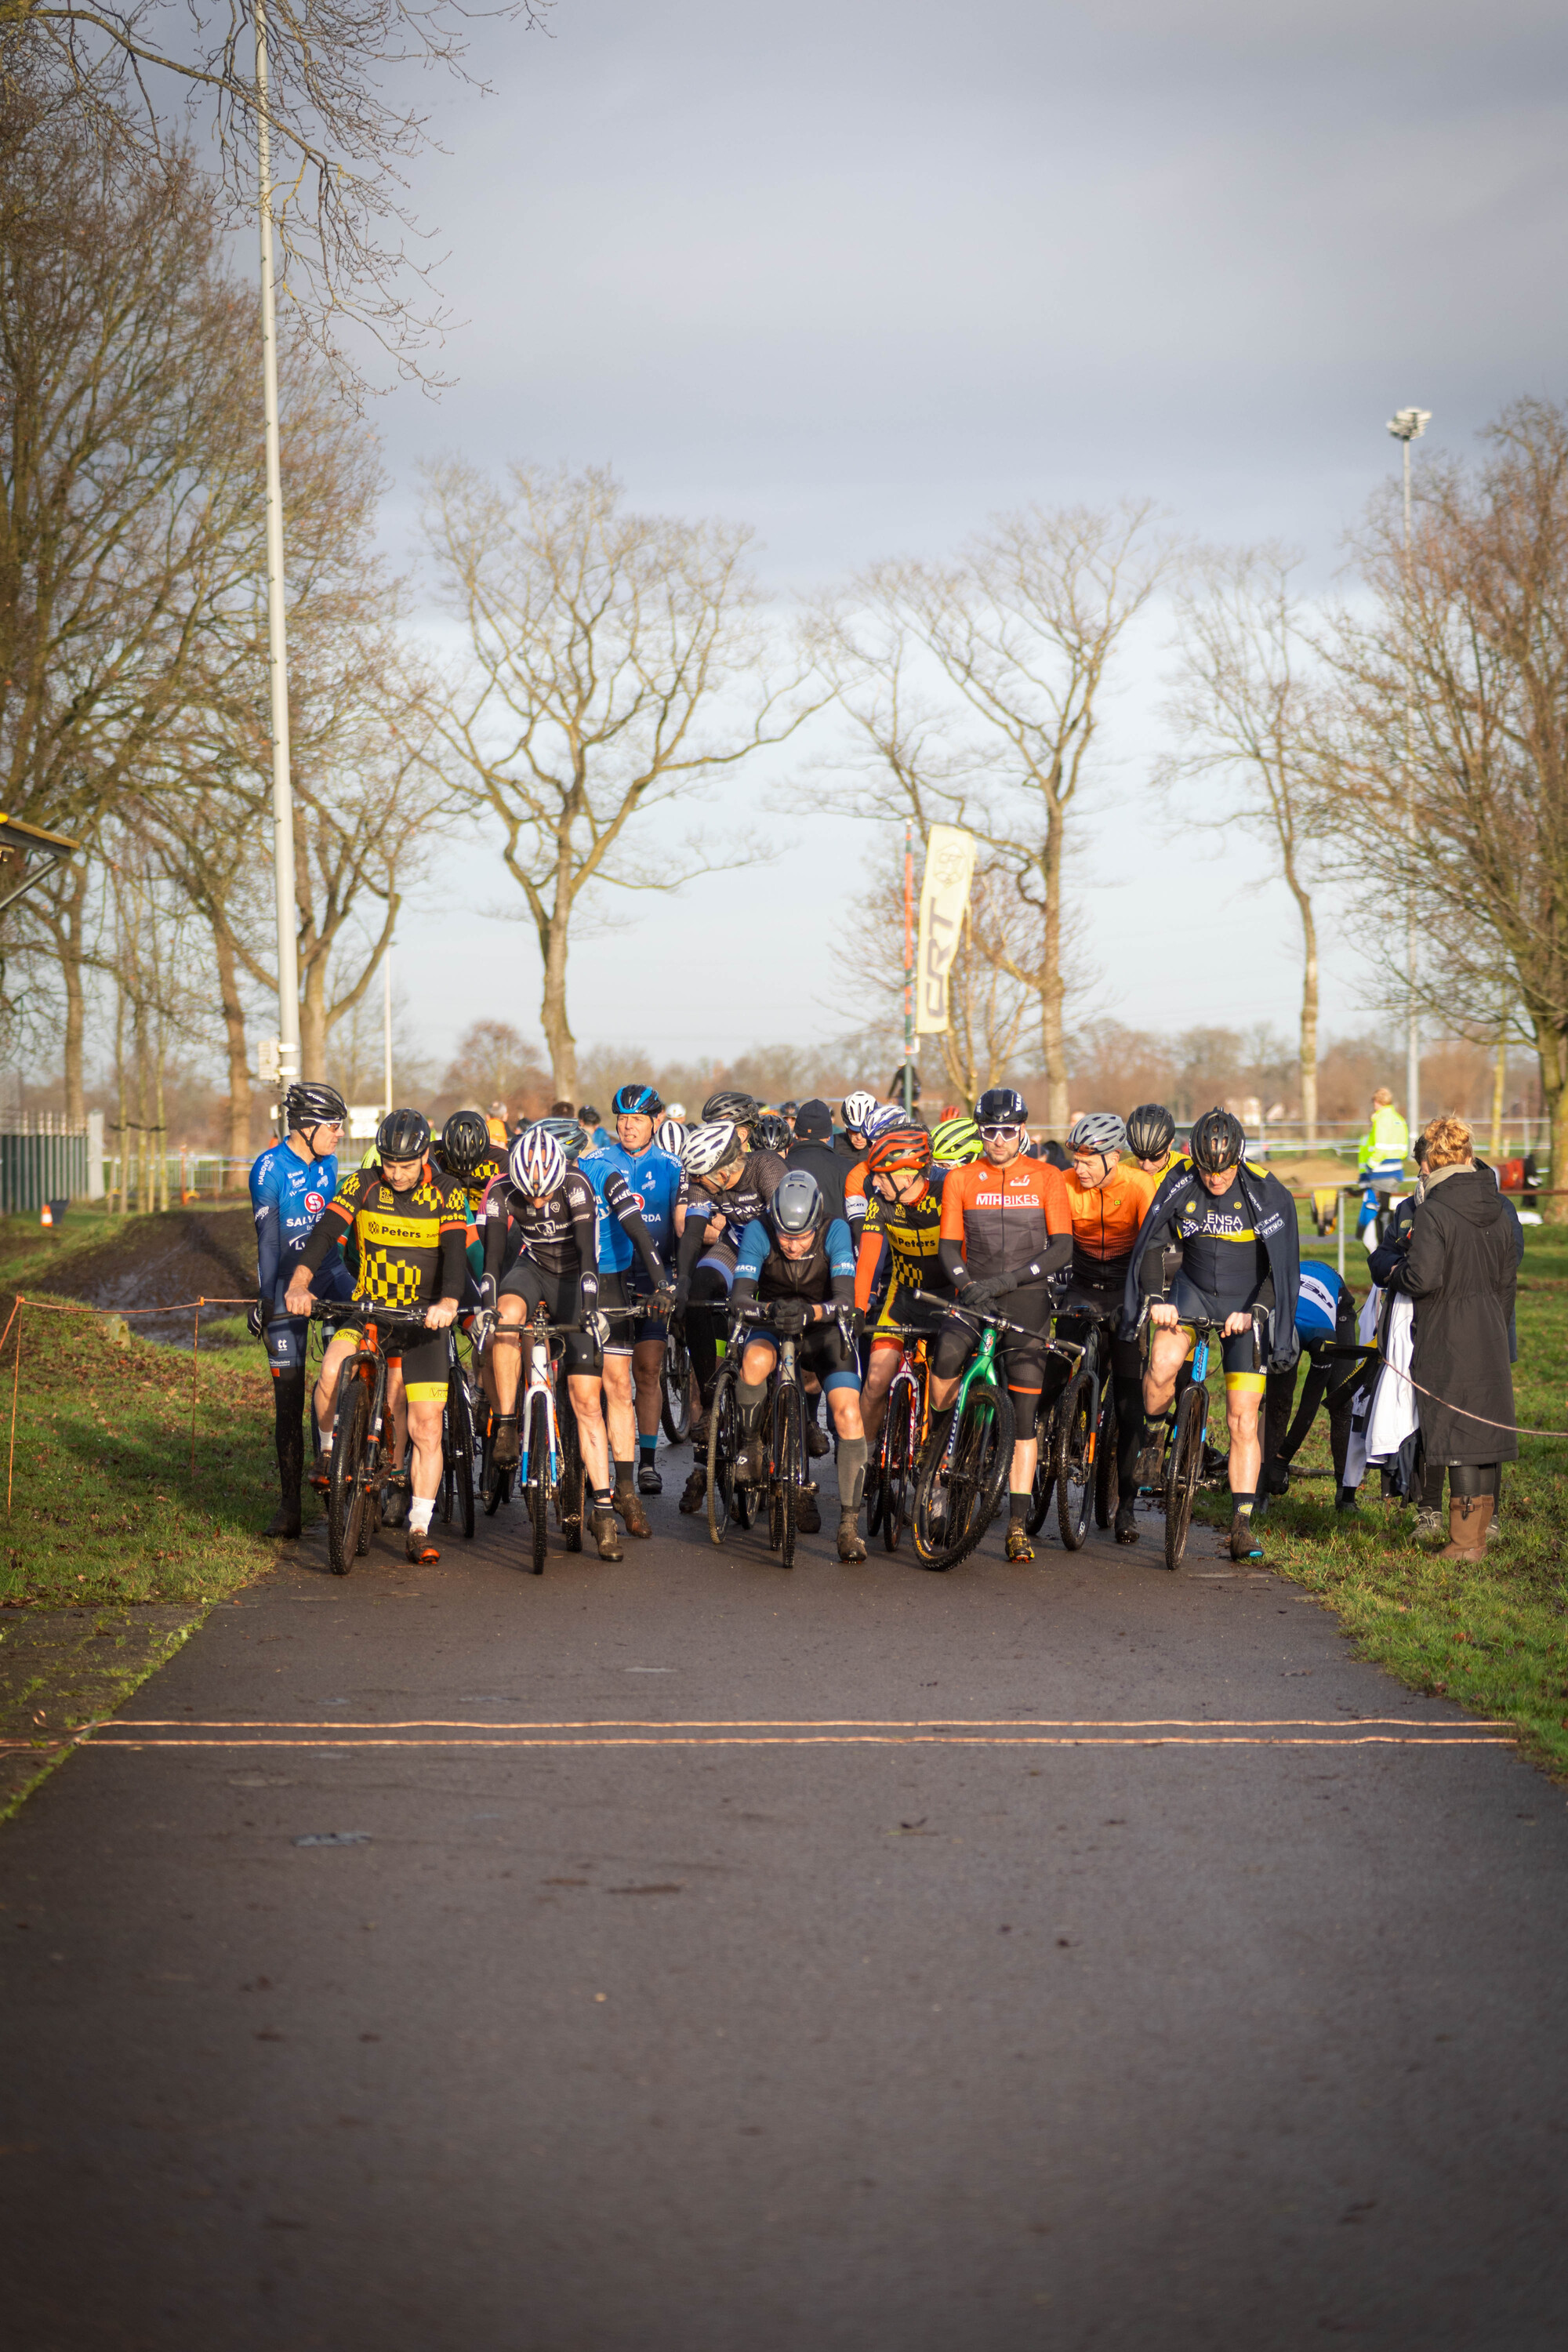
[4,69,1566,1180]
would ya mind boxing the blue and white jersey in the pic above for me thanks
[249,1141,342,1303]
[1296,1262,1351,1344]
[580,1142,687,1274]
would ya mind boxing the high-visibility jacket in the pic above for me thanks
[1358,1105,1410,1171]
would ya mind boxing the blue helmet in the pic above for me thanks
[612,1082,662,1118]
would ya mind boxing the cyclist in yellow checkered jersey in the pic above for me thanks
[286,1109,468,1563]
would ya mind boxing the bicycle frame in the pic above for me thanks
[516,1304,562,1491]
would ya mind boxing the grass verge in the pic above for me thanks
[1196,1230,1568,1780]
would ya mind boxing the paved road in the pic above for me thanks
[3,1447,1566,2350]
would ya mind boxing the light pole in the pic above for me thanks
[1387,404,1430,1141]
[256,0,301,1092]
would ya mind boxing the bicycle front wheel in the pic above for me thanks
[526,1392,551,1574]
[880,1377,916,1553]
[707,1367,740,1546]
[1094,1391,1119,1529]
[1164,1385,1207,1571]
[327,1377,371,1577]
[1054,1370,1095,1552]
[771,1378,801,1569]
[917,1383,1016,1570]
[661,1325,693,1443]
[444,1366,477,1539]
[1025,1385,1058,1535]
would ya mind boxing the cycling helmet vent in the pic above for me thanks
[975,1087,1028,1128]
[702,1089,759,1127]
[841,1090,880,1134]
[536,1114,586,1163]
[1126,1102,1177,1162]
[753,1111,792,1155]
[441,1109,491,1176]
[930,1115,983,1166]
[510,1125,568,1198]
[654,1116,688,1158]
[867,1124,933,1177]
[681,1120,743,1178]
[771,1170,824,1236]
[1189,1105,1247,1176]
[376,1107,430,1162]
[1068,1112,1127,1158]
[612,1083,662,1118]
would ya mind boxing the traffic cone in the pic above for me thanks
[40,1203,52,1228]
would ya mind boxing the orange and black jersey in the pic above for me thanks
[854,1169,949,1313]
[297,1166,468,1310]
[1062,1162,1159,1282]
[937,1155,1073,1288]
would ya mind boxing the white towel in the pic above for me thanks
[1364,1292,1417,1465]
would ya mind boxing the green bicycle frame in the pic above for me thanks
[940,1324,1004,1465]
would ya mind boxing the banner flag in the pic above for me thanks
[914,826,976,1035]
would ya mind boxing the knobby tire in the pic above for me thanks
[707,1367,739,1546]
[660,1323,694,1445]
[771,1377,800,1569]
[1054,1370,1095,1553]
[327,1377,371,1577]
[1164,1385,1207,1571]
[881,1377,915,1553]
[526,1392,551,1574]
[1025,1385,1058,1537]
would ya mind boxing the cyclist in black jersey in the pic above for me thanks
[672,1121,786,1512]
[479,1125,661,1560]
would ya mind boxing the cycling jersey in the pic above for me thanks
[1156,1171,1269,1306]
[1141,1147,1187,1186]
[296,1167,468,1310]
[842,1159,870,1229]
[250,1140,343,1301]
[1127,1157,1301,1374]
[937,1155,1073,1286]
[481,1168,600,1287]
[1061,1163,1158,1288]
[1297,1264,1352,1344]
[677,1149,786,1273]
[853,1170,949,1315]
[580,1141,687,1274]
[731,1215,857,1308]
[430,1146,505,1225]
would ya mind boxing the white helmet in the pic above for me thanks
[843,1091,880,1134]
[681,1120,742,1178]
[655,1116,688,1158]
[510,1123,567,1199]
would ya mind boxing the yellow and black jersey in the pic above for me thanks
[853,1169,949,1312]
[299,1166,469,1310]
[430,1147,506,1227]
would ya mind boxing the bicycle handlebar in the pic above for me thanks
[307,1299,431,1330]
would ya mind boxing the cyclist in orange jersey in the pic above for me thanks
[1053,1112,1159,1544]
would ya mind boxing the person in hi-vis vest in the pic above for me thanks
[1356,1087,1410,1240]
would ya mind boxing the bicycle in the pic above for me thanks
[908,1295,1030,1572]
[439,1327,480,1540]
[866,1326,931,1554]
[659,1314,694,1443]
[1050,1322,1116,1553]
[481,1301,587,1573]
[1142,1304,1266,1571]
[310,1301,434,1577]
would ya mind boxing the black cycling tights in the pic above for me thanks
[684,1265,733,1406]
[273,1366,307,1510]
[1421,1458,1501,1507]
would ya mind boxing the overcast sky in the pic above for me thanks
[365,0,1568,1076]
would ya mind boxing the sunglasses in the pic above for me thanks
[978,1123,1023,1141]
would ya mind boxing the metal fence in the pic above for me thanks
[0,1116,93,1214]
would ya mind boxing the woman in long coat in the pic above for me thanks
[1396,1114,1519,1556]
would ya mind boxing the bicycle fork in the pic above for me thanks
[518,1342,561,1490]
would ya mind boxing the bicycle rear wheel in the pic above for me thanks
[443,1366,477,1538]
[1054,1370,1095,1552]
[556,1367,583,1552]
[707,1366,740,1545]
[327,1377,371,1576]
[1094,1392,1119,1529]
[524,1392,551,1573]
[880,1376,916,1553]
[1164,1385,1207,1570]
[771,1378,801,1568]
[660,1324,693,1443]
[916,1382,1016,1570]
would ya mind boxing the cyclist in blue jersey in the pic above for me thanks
[580,1083,688,1506]
[249,1081,352,1538]
[1261,1259,1368,1514]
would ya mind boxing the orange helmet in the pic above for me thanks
[866,1123,933,1178]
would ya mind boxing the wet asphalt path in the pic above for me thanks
[3,1446,1566,2351]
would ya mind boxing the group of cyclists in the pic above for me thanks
[250,1069,1327,1574]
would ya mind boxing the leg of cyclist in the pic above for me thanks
[679,1259,732,1512]
[860,1338,902,1446]
[632,1336,665,1492]
[733,1335,776,1486]
[999,1287,1052,1561]
[1221,1319,1267,1561]
[1111,1325,1145,1543]
[491,1259,552,1468]
[567,1370,623,1560]
[311,1329,361,1458]
[599,1320,650,1538]
[381,1356,410,1526]
[824,1372,867,1563]
[399,1333,450,1563]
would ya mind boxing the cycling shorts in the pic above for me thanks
[742,1316,861,1397]
[380,1329,450,1404]
[869,1279,950,1353]
[495,1261,602,1375]
[932,1280,1054,1402]
[1168,1273,1266,1395]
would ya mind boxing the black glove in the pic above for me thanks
[840,1304,865,1336]
[652,1287,677,1318]
[671,1275,691,1312]
[962,1273,1014,1310]
[771,1297,808,1338]
[247,1296,268,1338]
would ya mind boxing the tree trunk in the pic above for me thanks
[1287,869,1319,1145]
[1535,1021,1568,1226]
[299,953,328,1084]
[539,894,577,1098]
[212,915,252,1163]
[112,987,127,1214]
[56,859,89,1128]
[1038,812,1069,1134]
[1490,1018,1507,1160]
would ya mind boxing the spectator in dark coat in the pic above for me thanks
[1390,1114,1519,1558]
[785,1100,851,1227]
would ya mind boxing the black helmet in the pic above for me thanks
[771,1169,824,1236]
[577,1104,601,1127]
[702,1088,759,1127]
[441,1109,491,1177]
[753,1110,791,1154]
[1126,1102,1177,1162]
[1189,1105,1246,1175]
[975,1086,1028,1128]
[376,1107,430,1162]
[612,1083,662,1118]
[284,1081,347,1134]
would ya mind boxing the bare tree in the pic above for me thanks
[812,506,1174,1131]
[422,460,815,1095]
[1329,397,1568,1217]
[4,0,545,374]
[1159,545,1330,1139]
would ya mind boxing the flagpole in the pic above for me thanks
[902,824,916,1117]
[256,0,300,1091]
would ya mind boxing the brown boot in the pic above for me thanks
[590,1504,625,1562]
[1438,1494,1494,1559]
[615,1479,652,1538]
